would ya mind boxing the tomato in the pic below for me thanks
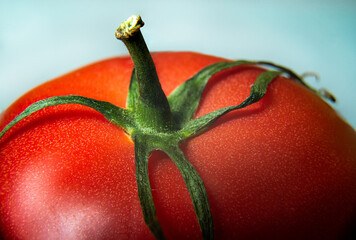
[1,14,356,240]
[1,51,356,240]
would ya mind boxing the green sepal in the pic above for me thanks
[167,60,335,131]
[133,134,166,240]
[126,68,140,111]
[168,61,249,128]
[0,95,135,138]
[132,131,213,240]
[162,145,214,240]
[178,70,281,139]
[254,61,336,102]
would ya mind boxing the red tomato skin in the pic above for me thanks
[0,52,355,240]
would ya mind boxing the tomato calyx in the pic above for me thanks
[0,15,336,240]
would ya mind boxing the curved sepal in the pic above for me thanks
[133,132,213,240]
[162,145,214,240]
[126,68,140,111]
[0,95,135,138]
[168,61,249,128]
[255,61,336,102]
[133,134,166,240]
[178,70,281,139]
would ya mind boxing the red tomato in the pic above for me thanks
[0,52,356,239]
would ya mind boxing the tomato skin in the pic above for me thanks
[0,52,356,239]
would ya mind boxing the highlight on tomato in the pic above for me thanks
[0,15,355,240]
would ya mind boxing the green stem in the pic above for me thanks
[116,15,173,131]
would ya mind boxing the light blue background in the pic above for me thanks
[1,0,355,129]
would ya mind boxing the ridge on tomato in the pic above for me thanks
[1,15,356,240]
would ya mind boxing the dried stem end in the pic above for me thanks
[115,15,144,39]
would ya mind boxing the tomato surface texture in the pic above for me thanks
[1,52,356,240]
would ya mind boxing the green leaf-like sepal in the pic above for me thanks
[126,68,140,111]
[133,134,166,240]
[178,70,281,139]
[132,131,213,240]
[162,145,214,240]
[0,95,134,138]
[168,60,335,131]
[168,61,249,128]
[254,61,336,102]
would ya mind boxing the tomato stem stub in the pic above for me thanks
[116,15,174,133]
